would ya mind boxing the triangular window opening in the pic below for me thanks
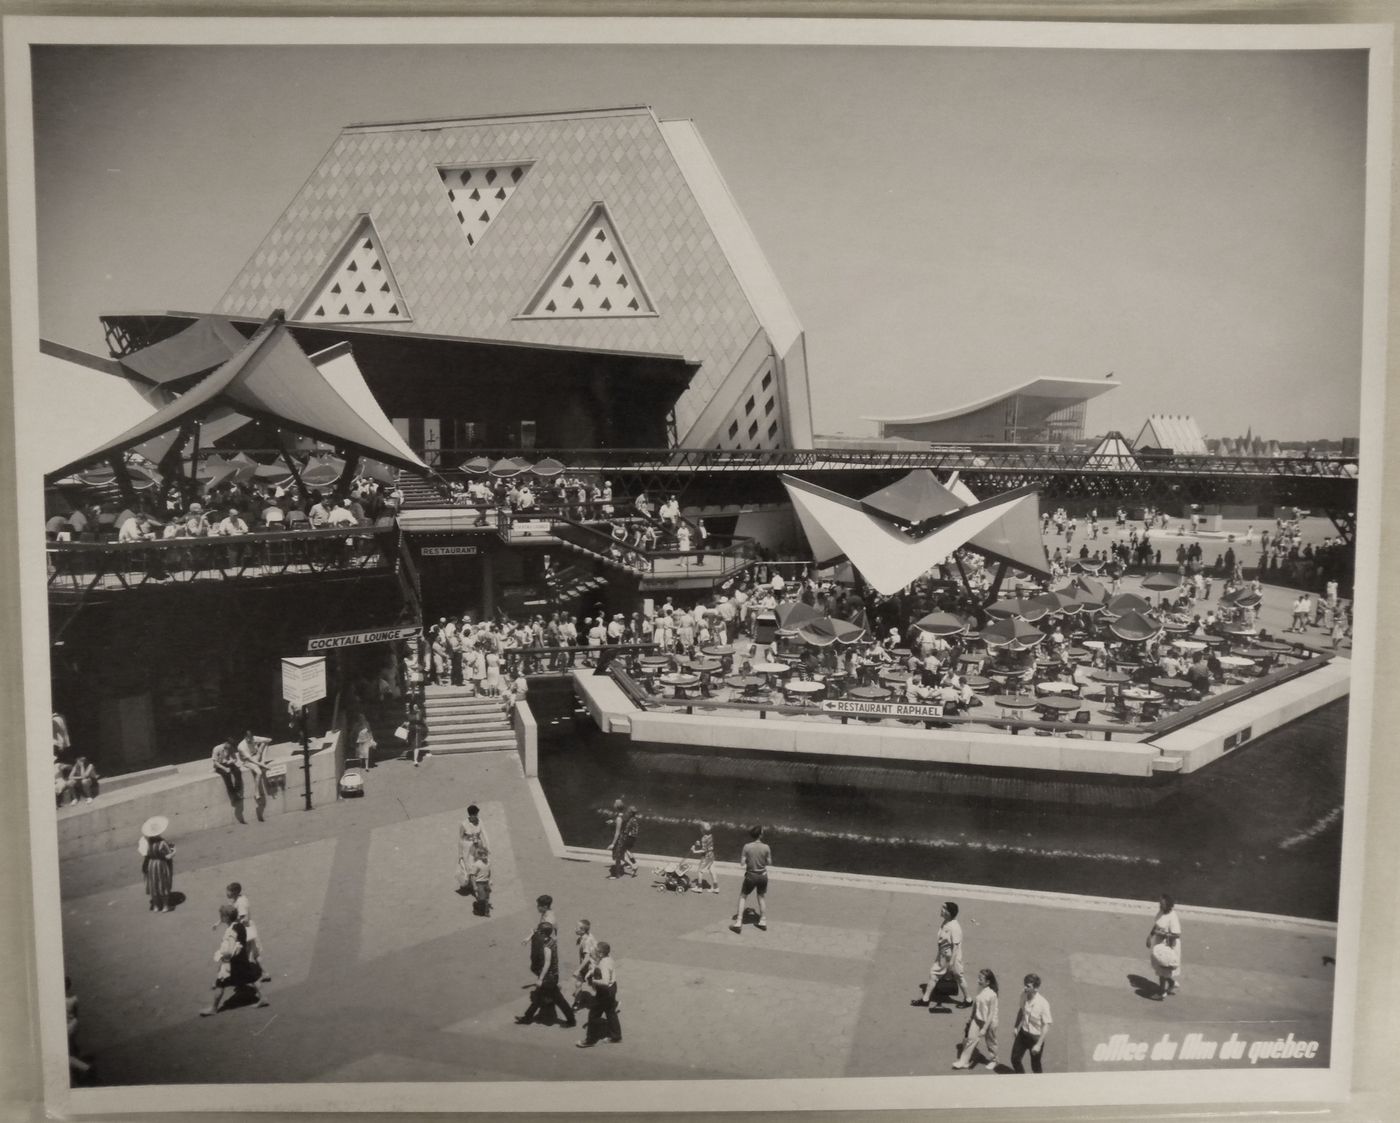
[438,163,532,250]
[296,217,410,324]
[523,204,655,318]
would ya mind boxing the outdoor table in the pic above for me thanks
[965,675,991,692]
[657,672,700,698]
[725,674,763,691]
[892,648,911,659]
[1218,655,1254,668]
[1120,687,1164,704]
[785,680,824,704]
[957,653,982,665]
[638,655,670,668]
[1161,620,1188,632]
[879,670,912,684]
[1066,647,1089,660]
[1093,670,1129,684]
[847,685,891,701]
[690,658,722,673]
[1171,640,1206,653]
[1201,634,1228,646]
[992,695,1037,720]
[1036,680,1079,696]
[1082,640,1106,650]
[1223,625,1258,637]
[1257,640,1294,653]
[1037,696,1082,717]
[1240,647,1272,659]
[702,646,735,658]
[1151,676,1192,694]
[751,661,790,680]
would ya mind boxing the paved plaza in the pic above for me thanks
[60,738,1337,1087]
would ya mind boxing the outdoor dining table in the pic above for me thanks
[751,661,790,679]
[1081,640,1106,650]
[638,655,671,668]
[1240,647,1273,659]
[965,675,991,692]
[1201,634,1228,646]
[992,695,1038,720]
[1120,687,1164,704]
[1171,640,1206,653]
[957,653,982,665]
[880,670,913,684]
[1218,655,1255,668]
[1161,620,1188,632]
[689,658,723,673]
[784,680,824,704]
[1256,640,1295,653]
[702,646,735,658]
[1066,647,1089,660]
[847,685,891,701]
[1150,677,1192,702]
[657,672,700,698]
[1093,670,1129,684]
[1037,696,1082,718]
[1035,680,1079,696]
[724,674,763,691]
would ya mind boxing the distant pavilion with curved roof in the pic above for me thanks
[865,376,1120,446]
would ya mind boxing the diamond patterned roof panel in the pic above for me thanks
[216,107,802,444]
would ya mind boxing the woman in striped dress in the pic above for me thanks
[139,818,175,912]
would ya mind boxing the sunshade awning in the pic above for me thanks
[47,317,429,481]
[117,315,249,386]
[784,475,1041,596]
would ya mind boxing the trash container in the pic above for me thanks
[754,613,777,646]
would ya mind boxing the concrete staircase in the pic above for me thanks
[422,685,517,754]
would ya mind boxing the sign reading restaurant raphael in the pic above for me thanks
[820,699,948,721]
[307,624,422,652]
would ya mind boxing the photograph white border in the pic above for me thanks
[3,13,1393,1118]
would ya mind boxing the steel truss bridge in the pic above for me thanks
[420,446,1361,541]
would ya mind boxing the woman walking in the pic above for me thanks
[952,968,1000,1070]
[1147,893,1182,998]
[200,903,268,1016]
[139,816,175,912]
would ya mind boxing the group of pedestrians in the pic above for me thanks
[514,895,622,1049]
[910,900,1053,1074]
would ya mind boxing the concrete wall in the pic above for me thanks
[626,711,1157,777]
[1151,664,1351,773]
[56,737,339,861]
[514,700,538,777]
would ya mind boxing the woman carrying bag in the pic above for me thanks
[952,968,1000,1071]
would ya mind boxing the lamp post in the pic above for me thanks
[281,656,326,812]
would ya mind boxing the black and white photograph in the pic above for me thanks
[3,15,1393,1117]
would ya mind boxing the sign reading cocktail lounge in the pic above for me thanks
[307,624,422,651]
[820,699,947,720]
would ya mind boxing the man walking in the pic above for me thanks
[577,941,621,1047]
[515,921,575,1028]
[730,825,772,933]
[1010,973,1053,1073]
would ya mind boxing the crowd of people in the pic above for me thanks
[45,471,404,543]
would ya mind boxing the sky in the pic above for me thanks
[30,41,1369,441]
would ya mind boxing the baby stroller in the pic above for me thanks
[652,860,696,893]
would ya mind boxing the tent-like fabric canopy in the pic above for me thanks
[117,315,249,386]
[47,317,430,481]
[36,347,167,474]
[855,470,1048,579]
[783,475,1041,596]
[860,469,964,532]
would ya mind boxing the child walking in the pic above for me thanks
[689,822,720,893]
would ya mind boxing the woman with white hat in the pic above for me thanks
[139,817,175,912]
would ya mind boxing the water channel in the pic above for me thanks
[535,682,1347,920]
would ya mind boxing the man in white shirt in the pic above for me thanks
[216,509,249,536]
[308,495,331,526]
[327,501,357,527]
[1011,973,1053,1073]
[117,514,155,542]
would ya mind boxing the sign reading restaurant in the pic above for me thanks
[420,545,479,556]
[307,624,422,652]
[820,699,948,721]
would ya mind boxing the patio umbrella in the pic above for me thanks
[300,455,345,489]
[775,601,823,634]
[1104,592,1151,618]
[1051,589,1086,616]
[253,460,294,481]
[194,455,233,481]
[1073,575,1109,607]
[1075,558,1105,573]
[982,617,1045,651]
[913,611,972,637]
[126,463,162,490]
[1027,591,1064,618]
[77,465,117,487]
[200,462,240,493]
[490,457,526,478]
[1109,609,1163,643]
[358,459,397,485]
[460,456,492,475]
[1142,572,1183,592]
[532,457,565,478]
[986,596,1050,623]
[797,617,868,647]
[1221,587,1263,609]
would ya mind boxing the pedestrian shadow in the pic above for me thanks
[216,985,265,1014]
[165,891,187,912]
[1127,973,1163,1000]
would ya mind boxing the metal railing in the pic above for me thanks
[46,526,399,593]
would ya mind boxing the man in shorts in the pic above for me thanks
[730,825,772,933]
